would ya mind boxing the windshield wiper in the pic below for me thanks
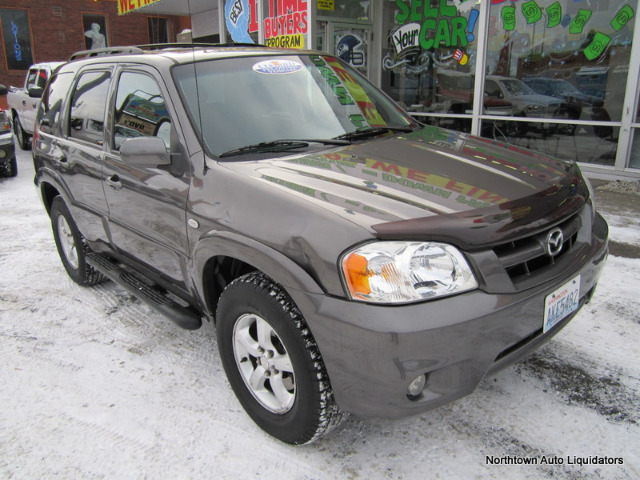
[334,126,415,141]
[219,138,349,158]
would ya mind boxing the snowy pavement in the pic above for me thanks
[1,148,639,480]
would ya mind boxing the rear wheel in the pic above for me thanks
[216,272,345,445]
[50,196,105,286]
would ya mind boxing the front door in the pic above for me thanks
[103,67,190,284]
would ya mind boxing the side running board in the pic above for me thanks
[87,253,202,330]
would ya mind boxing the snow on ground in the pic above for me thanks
[1,149,639,480]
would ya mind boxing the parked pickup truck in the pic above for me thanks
[8,62,62,149]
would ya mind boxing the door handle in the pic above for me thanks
[107,174,123,191]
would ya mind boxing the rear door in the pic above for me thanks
[55,67,112,242]
[103,66,190,284]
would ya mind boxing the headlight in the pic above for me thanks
[340,241,478,304]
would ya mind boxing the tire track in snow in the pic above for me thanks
[518,349,640,425]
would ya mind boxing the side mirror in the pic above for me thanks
[120,136,171,168]
[0,84,7,96]
[28,86,44,98]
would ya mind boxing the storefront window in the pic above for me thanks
[317,0,370,21]
[480,1,636,167]
[487,1,635,124]
[380,0,481,132]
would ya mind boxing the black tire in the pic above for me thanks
[14,116,31,150]
[216,272,345,445]
[0,157,17,177]
[506,114,528,137]
[50,196,106,286]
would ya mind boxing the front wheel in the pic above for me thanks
[50,197,105,286]
[216,272,345,445]
[0,157,17,177]
[14,116,31,150]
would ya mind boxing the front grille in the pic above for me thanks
[493,213,581,283]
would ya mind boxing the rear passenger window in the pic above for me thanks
[69,71,111,145]
[38,72,74,135]
[113,71,171,151]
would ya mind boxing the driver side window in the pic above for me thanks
[113,71,171,151]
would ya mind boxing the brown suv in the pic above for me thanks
[33,44,608,445]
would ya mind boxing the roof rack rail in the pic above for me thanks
[137,42,269,49]
[135,43,220,50]
[69,46,144,61]
[68,42,271,61]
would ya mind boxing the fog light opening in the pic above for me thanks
[406,374,427,400]
[0,150,6,159]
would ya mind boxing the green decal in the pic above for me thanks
[570,9,593,34]
[522,1,542,24]
[611,5,635,32]
[502,6,516,31]
[546,2,562,28]
[583,32,611,61]
[350,114,367,129]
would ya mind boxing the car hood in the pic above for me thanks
[220,126,589,250]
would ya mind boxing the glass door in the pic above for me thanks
[327,23,371,78]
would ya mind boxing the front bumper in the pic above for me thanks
[291,213,608,418]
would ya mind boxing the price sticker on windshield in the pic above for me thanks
[543,276,580,333]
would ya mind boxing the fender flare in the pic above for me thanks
[191,230,326,315]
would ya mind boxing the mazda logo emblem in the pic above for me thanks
[546,228,564,257]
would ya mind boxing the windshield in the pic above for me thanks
[173,54,415,157]
[553,80,580,95]
[501,79,535,96]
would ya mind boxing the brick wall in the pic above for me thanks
[0,0,191,88]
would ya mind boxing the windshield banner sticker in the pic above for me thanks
[311,55,386,128]
[324,57,387,127]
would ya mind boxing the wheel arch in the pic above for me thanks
[39,181,62,215]
[192,231,326,322]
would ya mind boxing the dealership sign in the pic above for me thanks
[117,0,163,15]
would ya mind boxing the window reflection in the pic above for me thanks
[113,72,171,151]
[482,120,619,166]
[69,71,111,145]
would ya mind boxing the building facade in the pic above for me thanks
[0,0,189,88]
[2,0,639,179]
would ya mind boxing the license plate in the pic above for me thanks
[543,275,581,333]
